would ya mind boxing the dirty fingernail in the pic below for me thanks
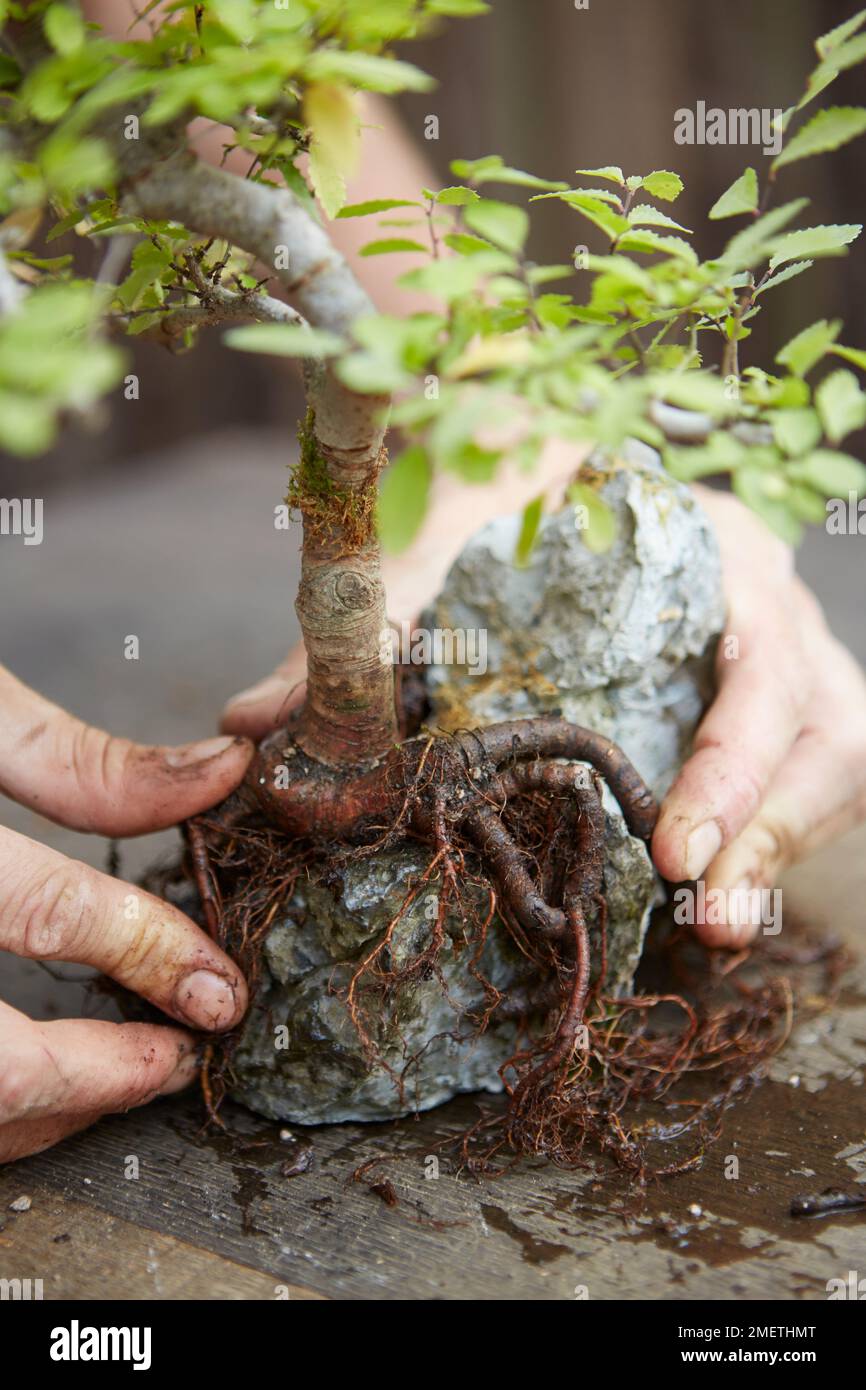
[224,676,288,709]
[174,970,242,1031]
[685,820,723,880]
[164,735,239,769]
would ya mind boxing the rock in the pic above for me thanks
[228,445,724,1125]
[229,846,525,1124]
[424,441,724,799]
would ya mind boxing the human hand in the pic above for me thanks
[652,486,866,946]
[0,665,253,1163]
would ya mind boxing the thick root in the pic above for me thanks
[179,716,811,1179]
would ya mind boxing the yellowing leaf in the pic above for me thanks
[303,83,360,219]
[447,334,532,378]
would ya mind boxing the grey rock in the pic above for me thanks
[229,846,525,1124]
[424,441,724,799]
[229,445,724,1124]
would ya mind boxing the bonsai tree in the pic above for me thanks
[2,0,865,1161]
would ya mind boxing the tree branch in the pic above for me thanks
[123,145,397,764]
[124,148,387,467]
[119,277,308,344]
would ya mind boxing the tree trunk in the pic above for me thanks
[126,148,399,765]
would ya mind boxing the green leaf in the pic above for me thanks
[627,204,692,233]
[45,211,85,244]
[0,52,19,87]
[209,0,256,40]
[733,467,803,544]
[741,369,810,409]
[574,166,625,186]
[434,186,480,205]
[427,0,491,15]
[755,260,814,295]
[451,156,567,191]
[830,344,866,372]
[721,198,809,269]
[771,408,822,456]
[514,493,544,567]
[39,133,115,197]
[616,229,697,263]
[400,249,513,301]
[797,67,839,113]
[223,324,345,357]
[650,372,736,416]
[443,232,494,255]
[463,199,529,254]
[640,171,684,202]
[304,51,434,94]
[776,318,842,376]
[540,192,628,240]
[43,3,85,55]
[769,223,862,269]
[377,446,431,553]
[815,369,866,442]
[0,392,56,456]
[708,168,759,220]
[788,449,866,496]
[773,107,866,171]
[816,9,866,59]
[664,432,747,481]
[787,484,828,523]
[359,238,428,256]
[815,33,866,77]
[336,199,420,218]
[567,482,616,553]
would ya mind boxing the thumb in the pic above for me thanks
[0,665,253,836]
[221,644,308,738]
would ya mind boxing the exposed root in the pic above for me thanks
[157,713,837,1181]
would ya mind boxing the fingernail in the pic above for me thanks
[165,735,239,769]
[685,820,723,880]
[174,970,242,1031]
[224,675,288,709]
[158,1047,201,1096]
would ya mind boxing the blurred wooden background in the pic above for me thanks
[1,0,864,491]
